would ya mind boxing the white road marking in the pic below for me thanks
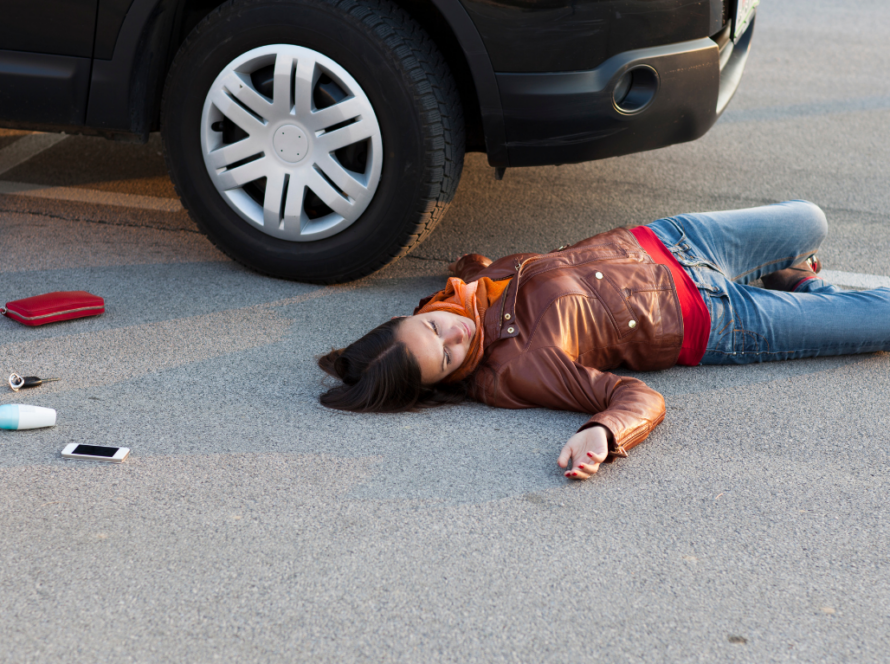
[819,269,890,290]
[0,133,68,176]
[0,180,184,213]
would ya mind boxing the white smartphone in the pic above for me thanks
[61,443,130,463]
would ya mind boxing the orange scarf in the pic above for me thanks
[416,277,511,382]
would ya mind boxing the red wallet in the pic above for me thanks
[2,291,105,326]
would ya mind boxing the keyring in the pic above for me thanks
[8,373,24,392]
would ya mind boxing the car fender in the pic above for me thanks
[85,0,508,163]
[86,0,176,140]
[425,0,506,166]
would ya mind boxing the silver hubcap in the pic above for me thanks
[200,45,383,242]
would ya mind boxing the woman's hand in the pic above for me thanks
[447,254,470,276]
[447,254,493,278]
[557,426,610,480]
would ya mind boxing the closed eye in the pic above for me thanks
[429,320,450,368]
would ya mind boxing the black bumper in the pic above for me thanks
[494,16,755,168]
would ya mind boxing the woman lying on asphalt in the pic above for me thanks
[319,200,890,480]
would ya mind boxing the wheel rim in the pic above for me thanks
[200,45,384,242]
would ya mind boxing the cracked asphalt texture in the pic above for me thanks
[2,1,890,661]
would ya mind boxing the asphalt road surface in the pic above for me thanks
[2,2,890,662]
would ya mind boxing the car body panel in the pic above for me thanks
[0,0,98,127]
[497,17,754,166]
[85,0,175,136]
[95,0,139,59]
[459,0,724,73]
[0,51,92,126]
[498,38,719,166]
[0,0,750,168]
[0,0,98,58]
[427,0,508,165]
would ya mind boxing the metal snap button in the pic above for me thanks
[507,326,515,334]
[628,320,637,329]
[595,272,604,280]
[504,313,511,320]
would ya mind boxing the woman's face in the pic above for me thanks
[396,311,477,385]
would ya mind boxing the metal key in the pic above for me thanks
[8,373,61,392]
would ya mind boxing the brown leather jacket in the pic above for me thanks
[448,228,683,461]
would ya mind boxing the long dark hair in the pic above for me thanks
[317,318,468,413]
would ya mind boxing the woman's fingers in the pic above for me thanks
[557,441,574,468]
[563,451,601,480]
[560,428,612,479]
[587,448,608,464]
[565,463,598,480]
[564,465,587,479]
[572,460,600,479]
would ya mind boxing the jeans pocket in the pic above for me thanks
[703,285,769,357]
[677,255,721,272]
[703,286,734,354]
[734,328,770,355]
[648,218,687,250]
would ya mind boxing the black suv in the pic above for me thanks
[0,0,756,283]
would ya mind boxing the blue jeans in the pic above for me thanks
[647,200,890,365]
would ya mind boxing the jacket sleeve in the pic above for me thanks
[452,254,493,281]
[479,347,665,460]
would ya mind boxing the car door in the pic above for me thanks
[0,0,99,126]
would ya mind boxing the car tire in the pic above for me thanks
[161,0,464,283]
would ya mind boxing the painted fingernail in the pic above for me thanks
[587,451,595,457]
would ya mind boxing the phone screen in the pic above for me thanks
[71,444,119,457]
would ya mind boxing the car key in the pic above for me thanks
[8,373,61,392]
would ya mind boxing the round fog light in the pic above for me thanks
[613,66,658,114]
